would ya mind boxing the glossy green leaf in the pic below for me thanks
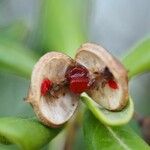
[0,117,62,150]
[0,37,37,78]
[40,0,88,57]
[83,110,150,150]
[81,93,134,126]
[123,38,150,79]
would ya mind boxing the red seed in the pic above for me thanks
[66,66,88,80]
[108,80,118,89]
[65,66,91,94]
[41,79,52,96]
[69,77,90,94]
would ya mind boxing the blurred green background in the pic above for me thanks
[0,0,150,149]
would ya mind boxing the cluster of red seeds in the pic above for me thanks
[66,66,91,94]
[40,66,118,96]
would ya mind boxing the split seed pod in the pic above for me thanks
[75,43,128,110]
[27,43,129,127]
[27,52,79,127]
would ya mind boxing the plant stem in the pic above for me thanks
[64,108,83,150]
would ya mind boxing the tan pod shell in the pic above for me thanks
[75,43,128,110]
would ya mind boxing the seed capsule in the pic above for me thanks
[27,43,129,128]
[75,43,128,110]
[27,52,79,127]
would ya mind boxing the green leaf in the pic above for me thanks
[0,117,62,150]
[0,37,37,78]
[83,110,150,150]
[39,0,88,57]
[0,22,28,42]
[81,93,134,126]
[123,38,150,79]
[0,72,33,117]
